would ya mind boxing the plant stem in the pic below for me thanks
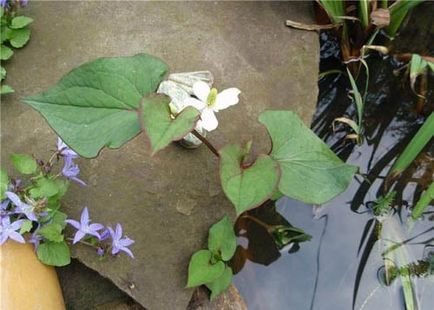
[192,130,220,158]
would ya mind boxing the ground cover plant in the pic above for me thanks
[0,0,32,94]
[0,138,134,266]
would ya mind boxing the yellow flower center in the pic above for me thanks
[206,88,218,107]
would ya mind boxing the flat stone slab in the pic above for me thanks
[1,1,318,309]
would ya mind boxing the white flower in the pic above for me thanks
[184,81,241,131]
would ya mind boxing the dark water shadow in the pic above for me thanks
[233,31,434,310]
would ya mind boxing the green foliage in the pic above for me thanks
[259,111,357,205]
[1,7,33,95]
[0,45,13,60]
[37,241,71,267]
[389,112,434,178]
[19,219,33,234]
[271,225,312,249]
[318,0,345,24]
[359,0,370,28]
[219,144,279,214]
[387,0,424,37]
[186,250,225,288]
[141,95,199,155]
[409,54,433,95]
[187,216,236,298]
[206,266,233,300]
[9,27,31,48]
[29,177,61,198]
[10,153,37,174]
[39,223,64,242]
[23,54,200,158]
[411,182,434,220]
[207,216,237,261]
[372,191,396,217]
[10,16,33,29]
[0,169,8,200]
[0,84,14,94]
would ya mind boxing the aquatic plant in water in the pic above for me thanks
[20,53,356,298]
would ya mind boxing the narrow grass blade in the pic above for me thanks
[359,0,370,28]
[411,182,434,220]
[318,0,346,24]
[346,68,364,129]
[386,0,424,37]
[389,112,434,178]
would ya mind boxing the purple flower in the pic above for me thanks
[62,156,86,186]
[0,199,10,216]
[57,137,78,159]
[99,228,110,241]
[65,207,104,244]
[96,247,105,256]
[28,229,42,250]
[108,224,135,258]
[0,0,8,8]
[0,216,25,245]
[5,191,37,221]
[20,0,28,7]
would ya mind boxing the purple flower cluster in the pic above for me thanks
[66,207,135,258]
[1,191,37,245]
[57,138,86,186]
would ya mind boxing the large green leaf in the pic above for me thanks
[186,250,225,288]
[141,95,199,155]
[259,111,357,205]
[208,216,236,261]
[23,54,174,158]
[37,241,71,266]
[219,144,280,214]
[206,266,233,300]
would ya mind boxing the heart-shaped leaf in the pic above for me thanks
[259,111,357,204]
[219,144,280,214]
[23,54,170,158]
[141,95,199,155]
[208,215,236,261]
[186,250,225,288]
[206,266,233,300]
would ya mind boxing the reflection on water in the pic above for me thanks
[232,31,433,310]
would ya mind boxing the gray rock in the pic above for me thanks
[0,1,319,309]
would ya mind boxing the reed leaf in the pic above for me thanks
[359,0,370,28]
[389,112,434,178]
[411,182,434,220]
[386,0,424,37]
[318,0,346,24]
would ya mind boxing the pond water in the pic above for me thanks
[232,31,434,310]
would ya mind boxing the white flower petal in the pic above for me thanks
[214,88,241,111]
[183,97,206,111]
[193,81,211,102]
[200,108,219,131]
